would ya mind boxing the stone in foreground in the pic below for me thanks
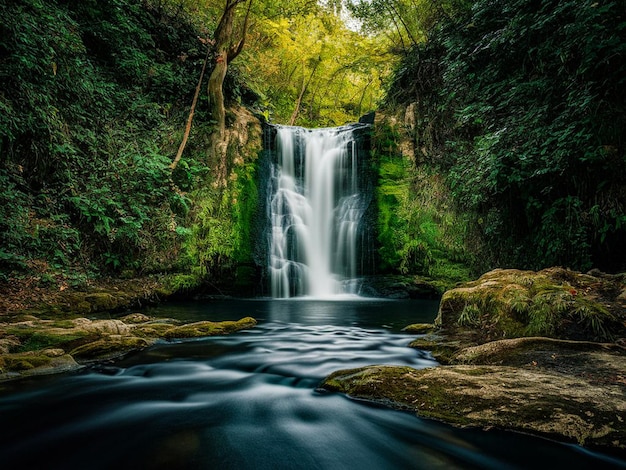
[320,364,626,453]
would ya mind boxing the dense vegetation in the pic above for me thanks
[0,0,387,292]
[0,0,258,289]
[382,0,626,273]
[1,0,624,296]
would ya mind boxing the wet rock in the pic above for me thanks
[322,267,626,454]
[320,364,626,452]
[162,317,257,339]
[120,313,152,324]
[0,336,21,354]
[358,275,440,299]
[436,267,626,343]
[70,336,154,361]
[0,313,258,380]
[0,350,80,378]
[401,323,435,334]
[81,319,133,336]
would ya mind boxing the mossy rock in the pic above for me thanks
[436,268,626,343]
[0,353,52,372]
[0,348,77,376]
[4,326,97,353]
[119,313,152,324]
[450,336,625,366]
[402,323,435,334]
[320,364,626,452]
[132,321,178,338]
[162,317,257,339]
[70,336,154,361]
[0,336,21,354]
[358,275,440,299]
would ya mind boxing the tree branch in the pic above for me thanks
[228,0,253,62]
[170,40,212,171]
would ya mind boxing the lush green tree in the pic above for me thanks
[207,0,253,186]
[238,4,390,126]
[345,0,471,54]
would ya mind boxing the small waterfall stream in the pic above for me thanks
[267,123,371,298]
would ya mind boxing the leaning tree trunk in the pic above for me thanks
[170,40,212,171]
[207,0,252,187]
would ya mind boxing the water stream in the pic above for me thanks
[0,299,623,469]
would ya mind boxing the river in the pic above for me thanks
[0,298,624,469]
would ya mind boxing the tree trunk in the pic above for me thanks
[289,60,320,126]
[208,51,229,185]
[207,0,253,186]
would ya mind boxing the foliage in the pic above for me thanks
[0,0,208,281]
[177,145,260,290]
[2,0,380,289]
[387,0,626,272]
[346,0,472,54]
[237,3,390,126]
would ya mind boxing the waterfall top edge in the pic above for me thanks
[267,122,371,133]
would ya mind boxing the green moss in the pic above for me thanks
[163,274,202,295]
[132,322,177,338]
[458,304,481,327]
[320,363,626,450]
[402,323,435,334]
[0,353,52,372]
[320,366,487,426]
[50,320,77,329]
[5,328,95,353]
[437,268,622,342]
[70,337,151,361]
[408,337,461,364]
[372,120,474,283]
[162,317,257,339]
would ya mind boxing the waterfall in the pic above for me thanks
[267,123,371,298]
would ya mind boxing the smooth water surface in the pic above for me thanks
[0,299,624,469]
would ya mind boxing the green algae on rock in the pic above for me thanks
[401,323,435,334]
[70,337,155,361]
[162,317,257,339]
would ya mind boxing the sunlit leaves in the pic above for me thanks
[237,7,390,126]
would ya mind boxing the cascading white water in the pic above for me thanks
[268,124,368,298]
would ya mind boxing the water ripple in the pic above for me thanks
[0,300,623,469]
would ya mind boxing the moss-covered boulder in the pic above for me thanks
[0,349,80,380]
[162,317,257,339]
[436,267,626,343]
[70,336,155,361]
[0,313,258,379]
[320,364,626,452]
[321,268,626,454]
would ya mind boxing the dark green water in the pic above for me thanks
[0,299,624,469]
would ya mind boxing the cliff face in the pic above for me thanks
[370,111,475,288]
